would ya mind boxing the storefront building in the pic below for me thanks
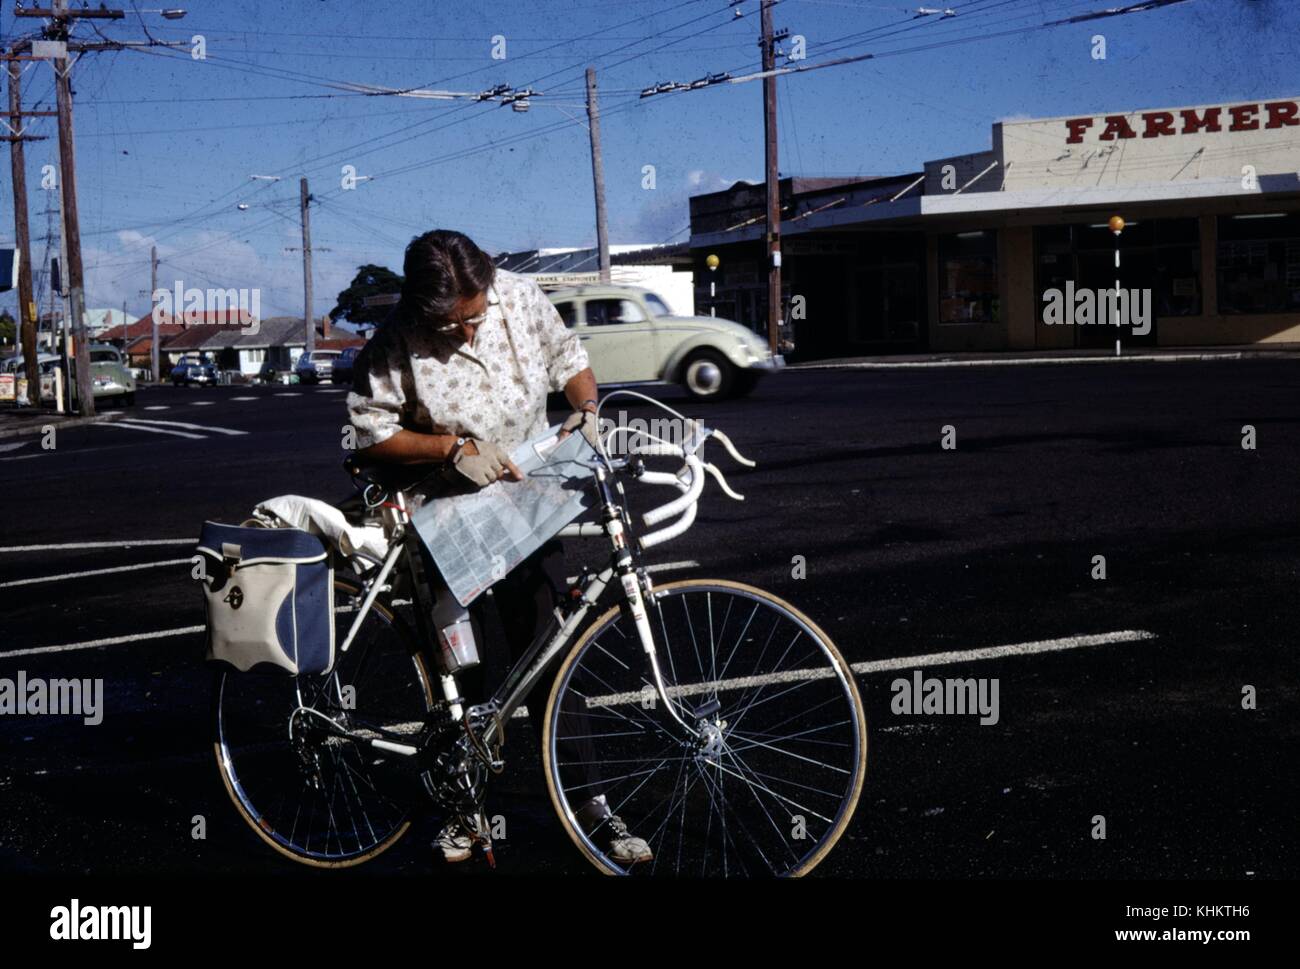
[688,96,1300,359]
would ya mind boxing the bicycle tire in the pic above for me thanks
[542,578,867,877]
[213,575,436,868]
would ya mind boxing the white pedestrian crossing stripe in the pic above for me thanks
[231,396,257,401]
[144,405,169,411]
[98,417,248,440]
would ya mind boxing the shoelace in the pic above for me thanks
[607,814,632,840]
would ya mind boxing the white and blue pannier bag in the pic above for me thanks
[197,521,335,675]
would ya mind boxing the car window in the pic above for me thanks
[553,301,577,327]
[89,350,120,363]
[644,293,671,317]
[585,298,647,326]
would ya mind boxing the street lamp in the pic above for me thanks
[1109,214,1124,357]
[706,253,719,317]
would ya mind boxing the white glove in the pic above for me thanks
[560,409,600,450]
[452,439,515,487]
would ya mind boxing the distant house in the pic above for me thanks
[161,315,364,377]
[494,243,695,316]
[96,315,192,373]
[84,308,131,338]
[99,308,363,377]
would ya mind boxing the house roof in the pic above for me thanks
[160,317,366,352]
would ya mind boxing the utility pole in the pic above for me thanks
[150,244,159,381]
[16,0,127,415]
[299,177,315,356]
[4,54,50,405]
[760,0,782,356]
[585,67,611,284]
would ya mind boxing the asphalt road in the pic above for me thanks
[1,362,1297,878]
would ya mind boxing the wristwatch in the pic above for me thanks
[447,436,469,463]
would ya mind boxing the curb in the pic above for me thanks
[0,411,124,441]
[789,351,1300,371]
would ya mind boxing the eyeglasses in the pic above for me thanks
[433,309,487,333]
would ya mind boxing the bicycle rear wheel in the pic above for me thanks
[214,576,435,867]
[542,579,867,877]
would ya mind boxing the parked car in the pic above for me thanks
[295,349,340,385]
[88,344,137,406]
[330,346,360,386]
[546,284,784,400]
[171,355,218,387]
[10,346,137,406]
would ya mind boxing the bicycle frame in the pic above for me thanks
[331,460,703,766]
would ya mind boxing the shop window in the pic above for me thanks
[1035,219,1201,317]
[939,231,998,324]
[1216,213,1300,315]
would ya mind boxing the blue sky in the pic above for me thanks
[0,0,1296,321]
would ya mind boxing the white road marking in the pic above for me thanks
[275,393,301,397]
[0,538,197,552]
[585,630,1158,708]
[97,421,205,440]
[0,442,29,453]
[0,557,191,588]
[1,625,206,659]
[114,417,247,436]
[190,401,215,406]
[231,396,257,401]
[806,354,1244,371]
[143,406,169,411]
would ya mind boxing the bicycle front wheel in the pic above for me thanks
[542,579,867,877]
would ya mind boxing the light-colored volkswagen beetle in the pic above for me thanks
[546,284,784,400]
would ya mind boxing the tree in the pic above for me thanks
[330,265,403,327]
[0,310,15,346]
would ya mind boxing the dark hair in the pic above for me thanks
[400,229,496,324]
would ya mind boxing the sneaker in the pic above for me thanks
[606,813,653,865]
[433,819,473,864]
[576,794,653,865]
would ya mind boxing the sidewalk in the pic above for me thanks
[789,344,1300,370]
[0,406,123,441]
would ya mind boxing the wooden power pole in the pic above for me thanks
[4,53,50,405]
[760,0,782,355]
[16,1,126,414]
[300,177,315,355]
[150,244,159,381]
[585,67,611,284]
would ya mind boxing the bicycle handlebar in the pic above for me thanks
[587,391,753,551]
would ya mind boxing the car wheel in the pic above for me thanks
[680,349,735,401]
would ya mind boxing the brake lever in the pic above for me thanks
[710,430,756,468]
[704,462,744,501]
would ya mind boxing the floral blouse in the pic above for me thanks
[347,268,589,452]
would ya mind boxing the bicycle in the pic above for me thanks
[212,392,867,877]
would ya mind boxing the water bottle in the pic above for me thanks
[437,617,480,674]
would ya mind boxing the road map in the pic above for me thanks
[412,425,597,606]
